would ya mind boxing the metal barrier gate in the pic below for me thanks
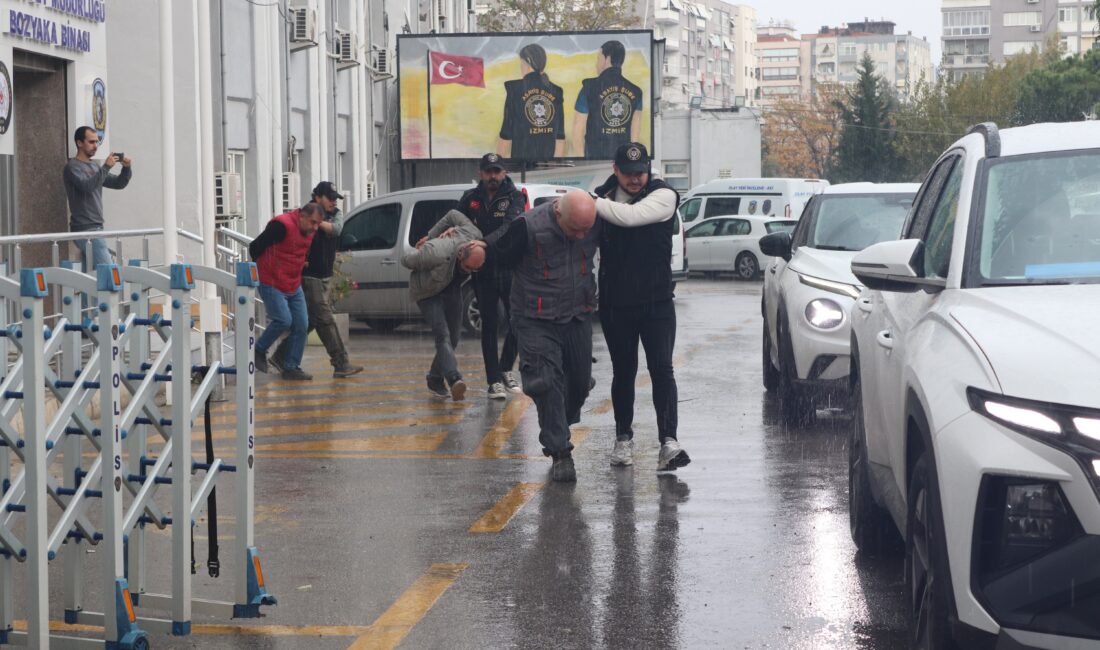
[0,261,276,648]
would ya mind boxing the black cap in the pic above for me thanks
[312,181,344,201]
[479,153,505,171]
[614,142,650,174]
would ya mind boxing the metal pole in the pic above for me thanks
[96,265,124,641]
[235,263,258,608]
[169,265,194,634]
[61,264,85,622]
[161,0,180,266]
[125,261,150,597]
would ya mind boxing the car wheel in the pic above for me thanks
[462,283,481,336]
[849,368,898,554]
[762,324,779,391]
[365,318,400,332]
[735,252,759,280]
[906,452,957,650]
[776,315,815,425]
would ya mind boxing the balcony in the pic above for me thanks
[655,8,679,25]
[944,53,989,67]
[664,35,679,50]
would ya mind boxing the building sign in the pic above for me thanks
[91,76,104,137]
[398,30,654,162]
[4,0,106,55]
[0,60,10,134]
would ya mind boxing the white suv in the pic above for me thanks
[848,122,1100,649]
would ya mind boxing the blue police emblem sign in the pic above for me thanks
[0,62,12,135]
[92,78,106,139]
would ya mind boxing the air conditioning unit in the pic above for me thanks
[1029,24,1042,32]
[214,172,243,218]
[364,182,377,200]
[370,47,393,78]
[289,7,317,48]
[281,172,300,212]
[335,29,359,65]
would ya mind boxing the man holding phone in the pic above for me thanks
[63,126,132,271]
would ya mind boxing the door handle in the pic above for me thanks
[876,330,894,350]
[380,259,397,266]
[857,297,873,314]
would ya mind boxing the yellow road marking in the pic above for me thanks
[469,482,544,533]
[590,398,613,415]
[200,402,466,426]
[471,397,530,458]
[254,382,421,398]
[572,426,592,448]
[259,451,548,461]
[210,413,463,440]
[348,563,467,650]
[259,431,449,453]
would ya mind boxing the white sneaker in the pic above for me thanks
[610,438,635,466]
[657,439,691,472]
[487,382,507,400]
[503,371,522,393]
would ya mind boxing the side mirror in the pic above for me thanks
[851,239,943,293]
[759,231,792,261]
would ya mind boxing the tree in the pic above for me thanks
[762,85,844,179]
[478,0,639,32]
[1016,48,1100,123]
[832,54,900,183]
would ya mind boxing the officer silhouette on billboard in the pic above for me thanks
[498,43,566,162]
[571,40,644,159]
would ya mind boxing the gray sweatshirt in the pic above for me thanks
[63,158,132,232]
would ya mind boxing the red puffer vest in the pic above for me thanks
[256,210,315,293]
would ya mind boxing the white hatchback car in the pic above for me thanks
[684,215,797,280]
[849,122,1100,648]
[759,183,917,423]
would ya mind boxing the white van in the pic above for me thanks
[678,177,830,224]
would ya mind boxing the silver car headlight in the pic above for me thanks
[805,298,844,330]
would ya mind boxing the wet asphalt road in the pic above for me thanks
[34,277,911,648]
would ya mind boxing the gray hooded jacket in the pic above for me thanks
[401,210,483,302]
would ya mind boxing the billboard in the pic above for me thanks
[398,30,653,162]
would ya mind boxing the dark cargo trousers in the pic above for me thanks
[273,276,350,369]
[513,316,593,459]
[473,268,517,386]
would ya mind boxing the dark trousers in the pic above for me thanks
[473,269,517,385]
[513,317,593,458]
[274,276,349,369]
[599,299,679,441]
[418,277,464,385]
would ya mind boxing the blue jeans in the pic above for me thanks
[256,284,308,370]
[73,229,112,272]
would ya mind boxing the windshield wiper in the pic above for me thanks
[979,279,1078,287]
[812,245,854,252]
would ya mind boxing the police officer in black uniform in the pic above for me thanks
[498,43,566,162]
[458,153,528,398]
[593,142,690,472]
[572,40,644,159]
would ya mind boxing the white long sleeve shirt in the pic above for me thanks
[595,186,678,227]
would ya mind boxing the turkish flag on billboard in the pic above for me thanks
[429,51,485,88]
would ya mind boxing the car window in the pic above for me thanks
[679,198,702,222]
[408,199,460,246]
[686,220,720,238]
[705,197,740,218]
[921,161,964,278]
[805,193,914,251]
[790,195,818,248]
[725,219,751,236]
[906,156,958,240]
[339,202,402,252]
[766,220,798,235]
[672,211,682,235]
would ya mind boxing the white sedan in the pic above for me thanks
[850,121,1100,648]
[684,215,797,280]
[759,183,917,423]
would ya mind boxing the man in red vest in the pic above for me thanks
[249,202,325,380]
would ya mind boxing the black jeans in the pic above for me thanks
[599,299,678,441]
[418,277,464,385]
[473,269,517,385]
[513,317,593,458]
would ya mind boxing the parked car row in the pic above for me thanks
[757,122,1100,649]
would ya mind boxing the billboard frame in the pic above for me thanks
[396,28,656,164]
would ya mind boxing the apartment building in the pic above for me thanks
[756,22,812,104]
[804,21,933,100]
[650,0,758,109]
[942,0,1099,81]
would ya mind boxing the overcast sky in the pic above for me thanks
[749,0,942,63]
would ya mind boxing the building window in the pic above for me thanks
[1059,7,1077,23]
[762,67,798,80]
[1003,12,1042,27]
[762,47,799,62]
[1004,41,1042,56]
[943,9,990,36]
[664,162,690,191]
[840,43,857,56]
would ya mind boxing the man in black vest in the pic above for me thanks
[272,182,364,378]
[594,143,690,472]
[458,154,527,399]
[571,40,644,159]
